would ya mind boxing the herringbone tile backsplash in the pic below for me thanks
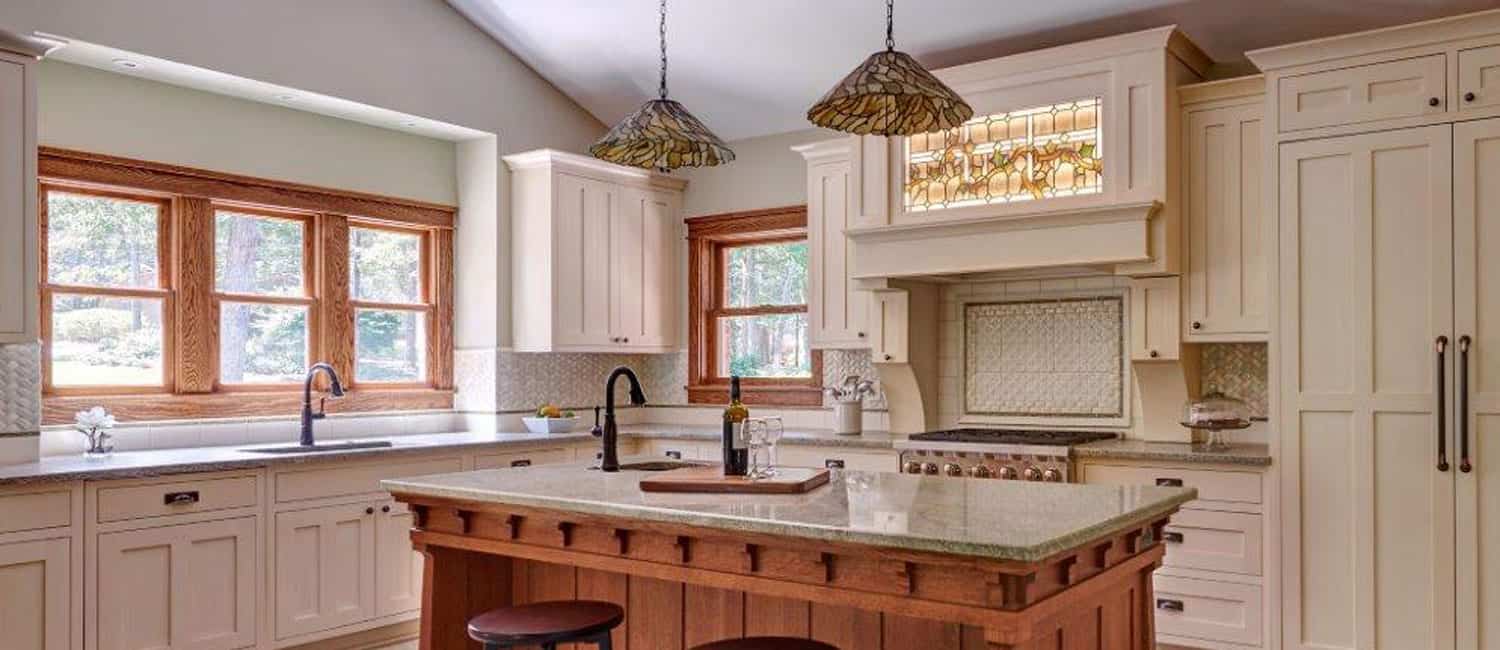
[1199,343,1268,418]
[0,342,40,435]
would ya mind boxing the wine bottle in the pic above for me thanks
[722,376,749,475]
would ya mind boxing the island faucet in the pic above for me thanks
[600,366,647,472]
[301,363,346,447]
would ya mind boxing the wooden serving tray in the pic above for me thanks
[639,466,830,494]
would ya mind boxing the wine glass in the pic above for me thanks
[760,416,784,477]
[745,419,768,479]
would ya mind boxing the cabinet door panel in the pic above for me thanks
[1129,277,1180,361]
[1278,55,1446,131]
[808,157,868,349]
[0,56,31,340]
[1184,102,1266,339]
[0,538,70,650]
[376,501,424,617]
[274,504,376,639]
[1456,117,1500,650]
[610,190,645,345]
[552,173,613,348]
[632,190,678,349]
[1458,45,1500,112]
[868,289,908,364]
[1279,125,1453,650]
[96,517,257,650]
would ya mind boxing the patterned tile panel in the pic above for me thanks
[822,349,887,410]
[1199,343,1269,418]
[491,350,689,412]
[0,342,41,435]
[963,297,1124,417]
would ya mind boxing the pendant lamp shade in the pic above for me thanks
[590,0,733,171]
[806,0,973,136]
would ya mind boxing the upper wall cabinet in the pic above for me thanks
[1249,9,1500,139]
[0,47,38,345]
[840,26,1210,281]
[504,150,684,353]
[1180,76,1268,342]
[795,139,869,349]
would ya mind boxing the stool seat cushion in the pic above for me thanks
[467,600,624,644]
[692,638,840,650]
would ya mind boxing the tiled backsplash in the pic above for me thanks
[1200,343,1269,418]
[0,341,40,436]
[40,410,462,456]
[963,297,1124,418]
[822,348,886,409]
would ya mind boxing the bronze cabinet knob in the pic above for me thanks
[1465,92,1477,103]
[1429,97,1442,107]
[1191,321,1202,330]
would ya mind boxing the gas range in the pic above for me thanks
[893,428,1117,482]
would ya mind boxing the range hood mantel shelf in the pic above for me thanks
[845,200,1161,280]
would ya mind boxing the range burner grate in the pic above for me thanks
[907,428,1117,446]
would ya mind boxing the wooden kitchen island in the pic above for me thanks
[383,461,1194,650]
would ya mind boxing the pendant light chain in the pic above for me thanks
[658,0,669,100]
[885,0,895,51]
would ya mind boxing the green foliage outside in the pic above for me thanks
[722,241,810,378]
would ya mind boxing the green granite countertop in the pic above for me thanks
[1074,439,1272,467]
[382,461,1196,562]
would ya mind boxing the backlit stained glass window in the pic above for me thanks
[904,98,1103,211]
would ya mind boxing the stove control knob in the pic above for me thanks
[943,463,964,477]
[997,466,1018,480]
[1041,468,1064,483]
[902,461,923,474]
[968,465,993,479]
[922,462,940,475]
[1022,466,1043,481]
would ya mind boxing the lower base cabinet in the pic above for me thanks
[0,538,71,650]
[95,517,257,650]
[273,499,423,641]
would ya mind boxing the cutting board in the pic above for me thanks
[638,466,830,494]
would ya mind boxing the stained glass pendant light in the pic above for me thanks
[590,0,734,172]
[807,0,974,136]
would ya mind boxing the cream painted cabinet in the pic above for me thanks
[505,149,685,353]
[798,139,869,349]
[0,538,71,650]
[273,504,376,639]
[374,501,423,618]
[867,289,908,364]
[1459,45,1500,112]
[1128,276,1181,361]
[0,49,37,343]
[1181,79,1267,341]
[94,517,257,650]
[1276,54,1448,132]
[1279,124,1456,650]
[1455,117,1500,650]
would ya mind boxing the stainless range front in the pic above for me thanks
[893,429,1116,482]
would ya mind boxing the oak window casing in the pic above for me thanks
[36,148,455,424]
[686,206,822,406]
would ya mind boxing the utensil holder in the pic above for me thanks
[833,400,862,435]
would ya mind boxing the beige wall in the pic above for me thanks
[38,61,457,205]
[678,128,833,217]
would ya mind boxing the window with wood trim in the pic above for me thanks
[36,148,456,424]
[686,206,821,406]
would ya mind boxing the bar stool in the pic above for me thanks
[466,600,624,650]
[691,638,840,650]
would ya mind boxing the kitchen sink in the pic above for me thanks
[242,440,394,454]
[616,460,702,472]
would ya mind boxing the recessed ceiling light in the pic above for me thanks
[110,58,141,69]
[274,93,298,102]
[402,120,418,127]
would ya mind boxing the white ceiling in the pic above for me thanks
[448,0,1497,141]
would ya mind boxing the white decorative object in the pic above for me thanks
[521,416,579,434]
[833,401,863,435]
[73,406,116,455]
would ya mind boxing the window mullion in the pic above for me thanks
[174,197,217,393]
[319,214,355,387]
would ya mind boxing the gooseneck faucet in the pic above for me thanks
[301,363,346,447]
[600,366,648,472]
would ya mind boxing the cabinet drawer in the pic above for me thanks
[637,439,708,460]
[1278,55,1446,131]
[1081,464,1261,505]
[474,447,572,470]
[1162,509,1263,575]
[276,457,462,503]
[778,447,897,473]
[1153,575,1263,646]
[1459,45,1500,111]
[97,476,258,523]
[0,490,71,534]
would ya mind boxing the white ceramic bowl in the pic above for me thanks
[522,416,579,434]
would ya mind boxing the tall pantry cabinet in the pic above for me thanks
[1250,10,1500,650]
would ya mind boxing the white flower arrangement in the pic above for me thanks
[73,406,117,455]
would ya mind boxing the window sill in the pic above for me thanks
[42,387,454,426]
[687,383,823,407]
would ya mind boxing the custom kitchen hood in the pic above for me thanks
[834,26,1207,281]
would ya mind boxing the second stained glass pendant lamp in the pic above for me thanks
[807,0,974,136]
[590,0,734,172]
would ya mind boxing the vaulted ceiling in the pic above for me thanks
[448,0,1496,141]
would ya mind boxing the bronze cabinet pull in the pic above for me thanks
[1155,477,1183,487]
[163,491,199,506]
[1156,599,1184,612]
[1461,335,1473,473]
[1163,531,1185,544]
[1438,336,1451,472]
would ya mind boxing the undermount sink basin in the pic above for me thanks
[242,440,394,454]
[616,460,702,472]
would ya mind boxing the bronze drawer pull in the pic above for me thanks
[1461,335,1472,473]
[1156,598,1184,612]
[1155,477,1183,487]
[1163,531,1185,544]
[1438,336,1450,472]
[163,491,199,506]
